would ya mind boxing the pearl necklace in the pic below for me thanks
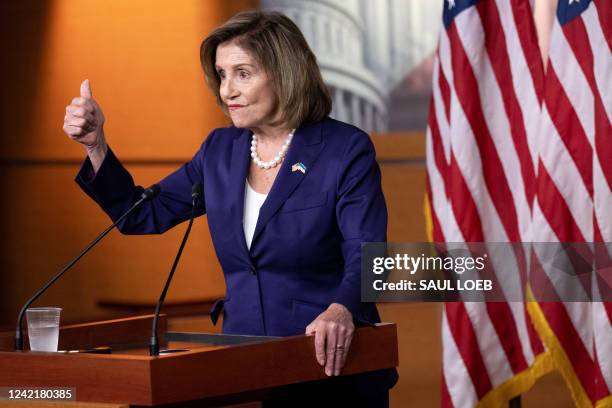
[250,129,295,169]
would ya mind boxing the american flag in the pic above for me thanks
[426,0,611,406]
[528,0,611,406]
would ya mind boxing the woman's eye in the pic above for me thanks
[239,70,250,79]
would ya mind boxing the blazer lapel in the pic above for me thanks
[229,128,252,257]
[250,121,325,247]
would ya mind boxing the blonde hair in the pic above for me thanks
[200,10,332,129]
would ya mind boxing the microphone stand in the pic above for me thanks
[14,185,160,351]
[149,183,202,356]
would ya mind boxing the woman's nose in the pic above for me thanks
[221,78,239,100]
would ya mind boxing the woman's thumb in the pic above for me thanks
[80,79,93,99]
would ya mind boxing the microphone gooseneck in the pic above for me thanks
[149,182,202,356]
[14,184,161,351]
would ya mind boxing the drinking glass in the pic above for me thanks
[26,307,62,352]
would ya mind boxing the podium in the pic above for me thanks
[0,315,398,407]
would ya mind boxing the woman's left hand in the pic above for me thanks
[305,303,355,376]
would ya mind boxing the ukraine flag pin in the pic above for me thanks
[291,162,307,174]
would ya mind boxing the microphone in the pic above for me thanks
[149,182,202,356]
[14,184,161,351]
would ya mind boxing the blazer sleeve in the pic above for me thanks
[332,131,387,315]
[74,130,214,234]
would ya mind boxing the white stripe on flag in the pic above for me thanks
[495,0,541,170]
[538,106,594,239]
[548,20,595,147]
[582,4,612,124]
[465,302,515,386]
[442,309,478,408]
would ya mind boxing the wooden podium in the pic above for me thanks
[0,315,398,407]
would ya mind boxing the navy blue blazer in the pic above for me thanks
[77,116,398,393]
[76,116,386,337]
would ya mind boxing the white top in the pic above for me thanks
[243,180,268,250]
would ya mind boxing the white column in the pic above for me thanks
[309,15,318,47]
[318,17,328,54]
[364,102,374,133]
[302,12,314,46]
[350,94,361,129]
[332,87,349,123]
[325,20,333,55]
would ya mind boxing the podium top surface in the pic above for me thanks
[0,315,398,406]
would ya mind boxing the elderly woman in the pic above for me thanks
[63,10,397,407]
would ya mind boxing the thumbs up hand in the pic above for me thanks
[63,79,106,151]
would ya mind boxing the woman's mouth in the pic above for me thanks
[228,104,245,112]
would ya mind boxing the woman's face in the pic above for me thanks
[215,41,278,129]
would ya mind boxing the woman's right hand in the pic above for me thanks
[63,79,108,171]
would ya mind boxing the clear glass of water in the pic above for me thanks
[26,307,62,352]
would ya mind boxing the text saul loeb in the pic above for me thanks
[372,279,494,291]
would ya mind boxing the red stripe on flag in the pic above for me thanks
[544,68,594,197]
[604,303,612,324]
[430,75,486,243]
[429,101,451,199]
[539,302,595,400]
[561,17,597,96]
[449,154,485,242]
[477,0,536,206]
[486,303,530,374]
[447,23,521,242]
[595,98,612,189]
[445,303,493,398]
[530,248,562,303]
[438,57,452,124]
[594,0,612,49]
[594,213,603,243]
[536,160,587,242]
[441,370,454,408]
[561,8,612,188]
[510,0,545,101]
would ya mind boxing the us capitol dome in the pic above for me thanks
[261,0,440,132]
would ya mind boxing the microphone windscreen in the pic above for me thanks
[191,182,203,200]
[142,184,161,200]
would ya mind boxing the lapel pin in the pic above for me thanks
[291,162,307,174]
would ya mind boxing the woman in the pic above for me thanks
[63,10,397,406]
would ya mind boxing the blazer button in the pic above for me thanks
[249,264,256,275]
